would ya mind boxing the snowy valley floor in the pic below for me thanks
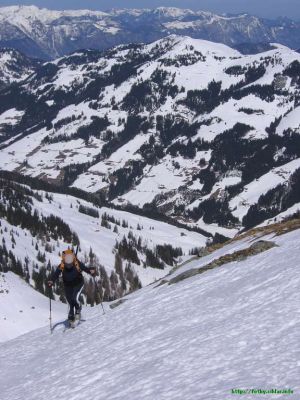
[0,227,300,400]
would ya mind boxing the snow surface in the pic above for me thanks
[0,227,299,399]
[118,152,211,207]
[229,158,300,220]
[0,5,109,24]
[73,133,150,192]
[154,7,195,18]
[0,109,24,132]
[260,203,300,226]
[0,272,65,342]
[0,50,34,84]
[277,106,300,136]
[163,11,253,32]
[193,218,239,238]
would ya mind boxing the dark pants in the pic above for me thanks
[65,283,84,320]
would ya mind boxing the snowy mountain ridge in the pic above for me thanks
[1,217,299,398]
[0,35,299,236]
[0,5,300,59]
[0,5,109,20]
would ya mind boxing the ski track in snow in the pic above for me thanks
[0,229,299,399]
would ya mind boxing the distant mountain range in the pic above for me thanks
[0,6,299,59]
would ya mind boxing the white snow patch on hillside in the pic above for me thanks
[230,158,300,220]
[0,128,104,180]
[194,94,292,142]
[51,66,86,90]
[260,203,300,226]
[0,127,49,171]
[73,133,151,192]
[27,138,103,179]
[277,106,300,136]
[118,152,210,207]
[45,100,54,106]
[0,50,34,83]
[194,218,239,238]
[70,171,108,192]
[0,109,24,135]
[0,272,65,342]
[211,175,242,193]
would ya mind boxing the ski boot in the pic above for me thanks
[68,315,76,329]
[75,307,82,321]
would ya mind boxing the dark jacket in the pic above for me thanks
[52,261,92,287]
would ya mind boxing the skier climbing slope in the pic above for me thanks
[0,228,299,400]
[48,249,95,326]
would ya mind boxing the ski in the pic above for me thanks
[50,319,70,333]
[63,319,86,333]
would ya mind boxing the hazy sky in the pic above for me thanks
[0,0,299,20]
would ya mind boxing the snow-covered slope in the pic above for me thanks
[0,174,208,310]
[0,220,299,398]
[0,271,65,342]
[0,35,299,233]
[0,5,299,59]
[0,48,36,87]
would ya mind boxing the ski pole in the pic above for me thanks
[94,277,105,315]
[49,291,53,333]
[75,243,79,257]
[100,297,105,315]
